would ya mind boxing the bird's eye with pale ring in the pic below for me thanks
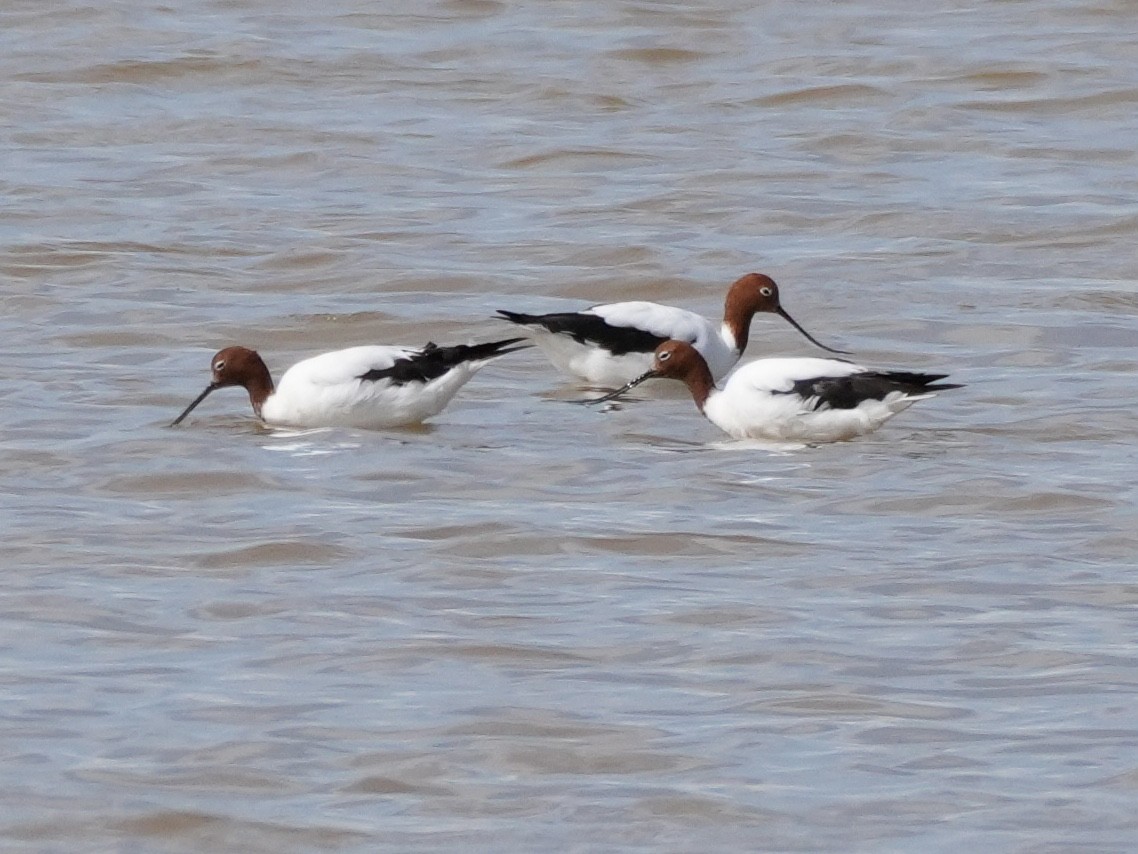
[213,361,225,372]
[658,351,672,361]
[760,286,773,297]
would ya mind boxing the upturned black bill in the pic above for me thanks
[171,384,217,426]
[777,307,850,355]
[582,370,658,405]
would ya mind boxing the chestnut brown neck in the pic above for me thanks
[722,309,752,354]
[243,367,274,418]
[684,360,715,412]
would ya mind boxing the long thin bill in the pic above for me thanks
[777,307,850,355]
[171,384,216,426]
[581,370,658,405]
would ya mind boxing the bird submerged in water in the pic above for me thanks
[592,340,962,444]
[172,338,527,429]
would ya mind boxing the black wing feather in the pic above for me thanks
[496,309,665,356]
[785,371,963,411]
[358,338,527,386]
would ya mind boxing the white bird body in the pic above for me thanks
[703,357,935,443]
[260,346,479,428]
[602,342,961,445]
[497,273,844,387]
[172,339,526,430]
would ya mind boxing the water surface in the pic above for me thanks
[3,1,1138,851]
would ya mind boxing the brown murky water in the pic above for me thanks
[3,1,1138,850]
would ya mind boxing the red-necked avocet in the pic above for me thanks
[593,340,961,444]
[171,338,527,429]
[496,272,846,387]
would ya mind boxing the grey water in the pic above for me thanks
[3,1,1138,850]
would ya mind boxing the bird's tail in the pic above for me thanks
[421,337,530,365]
[878,371,964,396]
[494,309,545,327]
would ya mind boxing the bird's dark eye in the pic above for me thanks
[213,361,225,372]
[760,287,773,297]
[659,350,671,361]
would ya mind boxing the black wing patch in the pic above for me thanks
[358,338,527,386]
[782,371,963,411]
[496,309,666,356]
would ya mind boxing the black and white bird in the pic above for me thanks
[172,339,526,429]
[496,272,845,387]
[596,340,961,444]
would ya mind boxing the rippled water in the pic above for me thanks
[3,1,1138,850]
